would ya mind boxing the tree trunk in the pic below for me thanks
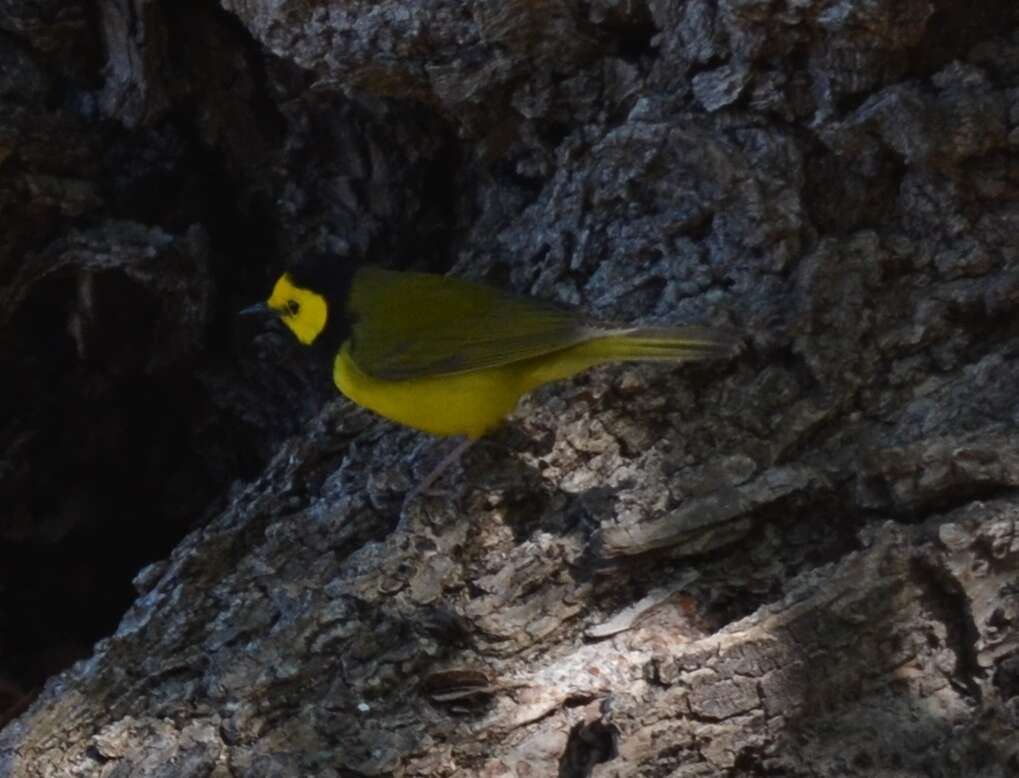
[2,0,1019,776]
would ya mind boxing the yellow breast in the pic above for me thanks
[333,343,531,439]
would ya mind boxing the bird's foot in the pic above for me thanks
[396,436,474,529]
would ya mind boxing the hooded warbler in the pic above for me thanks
[246,260,741,442]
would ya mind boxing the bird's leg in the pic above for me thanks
[400,436,475,517]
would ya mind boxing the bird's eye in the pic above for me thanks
[287,300,300,316]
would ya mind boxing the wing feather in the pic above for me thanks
[347,267,598,380]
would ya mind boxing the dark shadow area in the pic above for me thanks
[558,718,618,778]
[0,0,465,720]
[907,0,1019,78]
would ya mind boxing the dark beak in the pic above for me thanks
[239,302,274,317]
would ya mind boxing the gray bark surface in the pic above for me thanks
[2,0,1019,776]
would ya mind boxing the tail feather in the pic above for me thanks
[523,324,742,386]
[595,325,743,362]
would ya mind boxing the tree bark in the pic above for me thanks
[2,0,1019,776]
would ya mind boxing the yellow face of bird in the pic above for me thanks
[267,273,329,345]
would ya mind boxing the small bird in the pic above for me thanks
[245,257,740,507]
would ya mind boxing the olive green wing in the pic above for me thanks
[346,267,597,380]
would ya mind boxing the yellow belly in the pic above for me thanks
[332,335,648,439]
[333,343,531,439]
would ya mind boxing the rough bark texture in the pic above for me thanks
[2,0,1019,776]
